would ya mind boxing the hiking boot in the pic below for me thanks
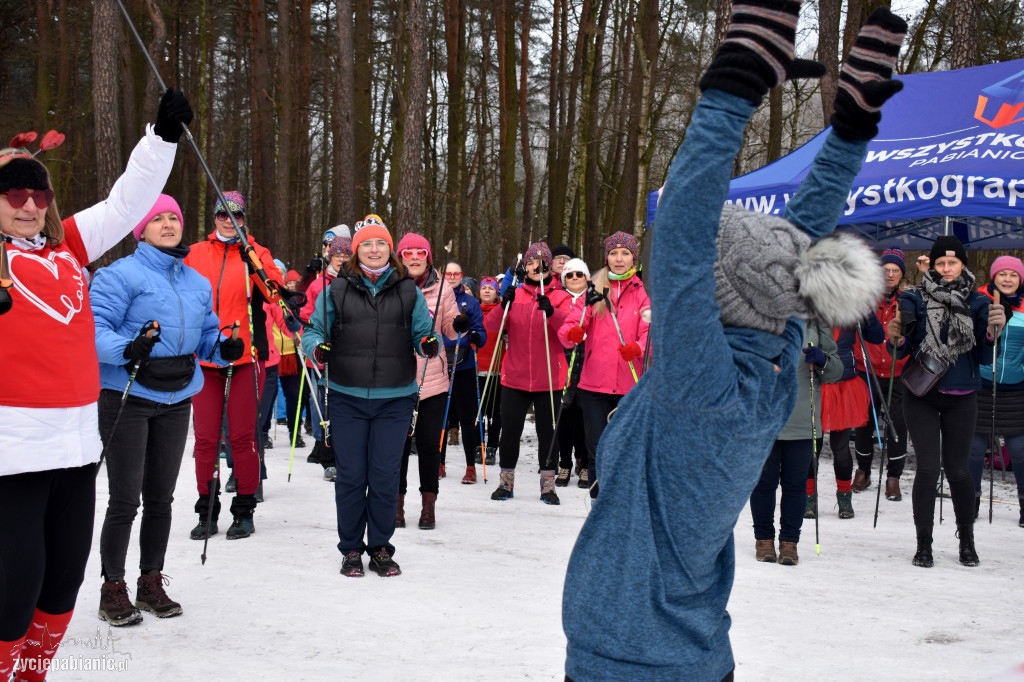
[395,494,406,528]
[555,468,571,487]
[341,551,364,577]
[307,440,322,463]
[485,447,496,465]
[419,492,437,530]
[461,466,477,484]
[190,520,218,540]
[804,493,817,519]
[225,474,237,493]
[293,434,306,448]
[226,518,255,539]
[852,469,871,492]
[957,523,979,567]
[98,580,143,626]
[577,468,589,489]
[263,436,273,450]
[226,494,256,540]
[448,426,459,446]
[189,492,220,540]
[368,547,401,577]
[540,470,560,505]
[885,476,902,501]
[777,541,799,566]
[837,491,855,519]
[491,468,515,501]
[912,525,933,568]
[136,572,182,618]
[324,466,337,482]
[439,462,446,478]
[755,539,777,563]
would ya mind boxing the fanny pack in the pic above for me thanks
[901,351,949,398]
[132,354,196,392]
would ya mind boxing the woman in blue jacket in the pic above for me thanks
[90,195,242,627]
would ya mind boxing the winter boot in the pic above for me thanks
[307,439,322,464]
[461,466,477,484]
[189,489,220,540]
[368,546,402,577]
[912,525,934,568]
[777,541,799,566]
[885,476,902,501]
[225,473,237,493]
[804,493,817,519]
[419,492,437,530]
[485,446,497,466]
[540,470,560,505]
[836,491,855,519]
[956,523,980,567]
[852,468,871,492]
[341,551,364,577]
[395,494,406,528]
[98,580,143,626]
[491,468,515,500]
[135,571,182,618]
[439,462,446,478]
[449,426,459,446]
[555,468,571,487]
[226,494,256,540]
[293,433,306,448]
[577,468,589,489]
[755,539,777,563]
[324,466,337,482]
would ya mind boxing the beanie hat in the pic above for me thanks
[880,248,906,275]
[990,255,1024,283]
[351,214,393,252]
[328,236,353,258]
[285,269,301,284]
[551,244,575,261]
[213,190,246,215]
[603,231,639,262]
[524,242,552,269]
[0,157,50,193]
[714,204,883,335]
[929,235,968,268]
[560,257,591,286]
[395,232,432,262]
[480,276,499,291]
[132,194,183,240]
[273,258,286,274]
[323,224,351,242]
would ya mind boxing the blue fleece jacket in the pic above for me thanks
[91,242,227,405]
[561,89,869,681]
[443,284,487,371]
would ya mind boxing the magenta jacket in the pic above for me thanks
[486,279,570,392]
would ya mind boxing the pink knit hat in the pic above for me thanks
[990,255,1024,283]
[395,232,433,263]
[133,194,183,240]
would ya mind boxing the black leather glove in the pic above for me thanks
[585,283,606,307]
[453,313,471,334]
[536,294,554,318]
[220,336,245,363]
[469,330,484,348]
[306,257,323,275]
[501,285,517,309]
[280,288,306,306]
[123,330,161,362]
[313,342,331,365]
[514,263,527,282]
[420,336,440,359]
[153,88,194,143]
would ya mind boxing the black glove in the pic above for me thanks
[501,285,517,309]
[220,336,245,363]
[536,294,554,318]
[284,312,302,334]
[802,345,826,366]
[469,330,484,348]
[313,342,331,365]
[420,336,440,359]
[453,313,471,334]
[123,331,160,362]
[153,88,194,144]
[514,263,527,282]
[585,283,606,307]
[280,288,306,306]
[306,257,323,275]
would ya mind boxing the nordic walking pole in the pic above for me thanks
[99,321,160,466]
[641,308,653,373]
[808,342,821,556]
[439,303,467,450]
[475,253,524,426]
[542,299,589,473]
[287,358,307,482]
[857,322,899,528]
[603,288,640,384]
[203,322,239,565]
[411,241,453,436]
[472,348,489,483]
[537,263,558,427]
[989,290,1002,524]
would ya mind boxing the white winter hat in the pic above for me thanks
[561,258,591,286]
[322,224,351,242]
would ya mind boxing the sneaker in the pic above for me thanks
[439,462,446,478]
[136,572,182,618]
[461,466,477,484]
[755,539,776,563]
[98,580,143,626]
[540,491,560,505]
[225,474,237,493]
[254,482,264,503]
[341,551,364,577]
[778,541,799,566]
[263,435,273,450]
[491,468,514,501]
[804,493,817,519]
[368,547,402,577]
[226,517,255,540]
[484,447,496,466]
[324,466,337,481]
[577,468,589,489]
[836,491,855,519]
[189,519,217,540]
[555,468,571,487]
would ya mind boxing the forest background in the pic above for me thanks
[1,0,1022,274]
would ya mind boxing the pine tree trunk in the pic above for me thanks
[92,0,122,198]
[335,0,356,224]
[950,0,981,69]
[394,0,428,236]
[818,0,840,125]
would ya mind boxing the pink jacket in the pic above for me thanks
[487,279,570,392]
[416,270,460,400]
[299,272,336,369]
[263,302,283,367]
[558,274,650,395]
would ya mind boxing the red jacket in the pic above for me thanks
[854,289,908,378]
[486,279,570,392]
[476,301,501,375]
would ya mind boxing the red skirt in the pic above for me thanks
[821,376,870,432]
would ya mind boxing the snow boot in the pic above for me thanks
[419,492,437,530]
[225,473,237,493]
[491,468,515,500]
[189,490,220,540]
[956,523,979,567]
[540,470,560,505]
[324,466,337,482]
[485,446,497,466]
[395,494,406,528]
[885,476,902,501]
[836,491,855,519]
[135,571,182,618]
[912,525,934,568]
[461,466,477,484]
[577,468,589,489]
[754,539,776,563]
[368,546,402,577]
[307,439,322,463]
[98,580,143,626]
[777,541,799,566]
[804,493,817,519]
[852,468,871,492]
[555,468,571,487]
[226,494,256,540]
[341,551,364,577]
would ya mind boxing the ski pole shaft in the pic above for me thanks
[203,321,239,565]
[439,303,467,450]
[989,290,1001,524]
[475,253,523,426]
[856,324,893,529]
[808,342,820,556]
[538,269,557,427]
[288,356,308,482]
[99,321,161,466]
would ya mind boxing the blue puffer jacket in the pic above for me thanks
[443,284,487,371]
[91,242,227,405]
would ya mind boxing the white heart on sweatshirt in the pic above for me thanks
[8,249,85,325]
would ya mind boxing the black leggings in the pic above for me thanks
[400,393,445,495]
[578,389,624,485]
[479,374,502,448]
[557,397,587,470]
[439,369,483,466]
[499,386,561,471]
[903,389,977,526]
[0,464,98,639]
[808,430,853,484]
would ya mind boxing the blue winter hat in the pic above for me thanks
[880,248,905,274]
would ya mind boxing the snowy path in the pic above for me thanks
[58,426,1023,681]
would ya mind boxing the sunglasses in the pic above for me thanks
[2,188,54,210]
[445,271,463,279]
[564,271,586,280]
[401,248,429,260]
[215,211,245,222]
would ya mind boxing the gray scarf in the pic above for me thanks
[918,269,976,365]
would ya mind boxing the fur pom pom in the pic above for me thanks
[796,231,883,327]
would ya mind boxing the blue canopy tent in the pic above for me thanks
[646,59,1024,250]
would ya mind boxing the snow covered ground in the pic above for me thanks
[57,423,1023,681]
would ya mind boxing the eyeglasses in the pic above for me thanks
[401,248,429,260]
[882,267,903,276]
[564,271,586,280]
[1,188,54,209]
[552,255,571,263]
[215,211,245,222]
[445,271,463,279]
